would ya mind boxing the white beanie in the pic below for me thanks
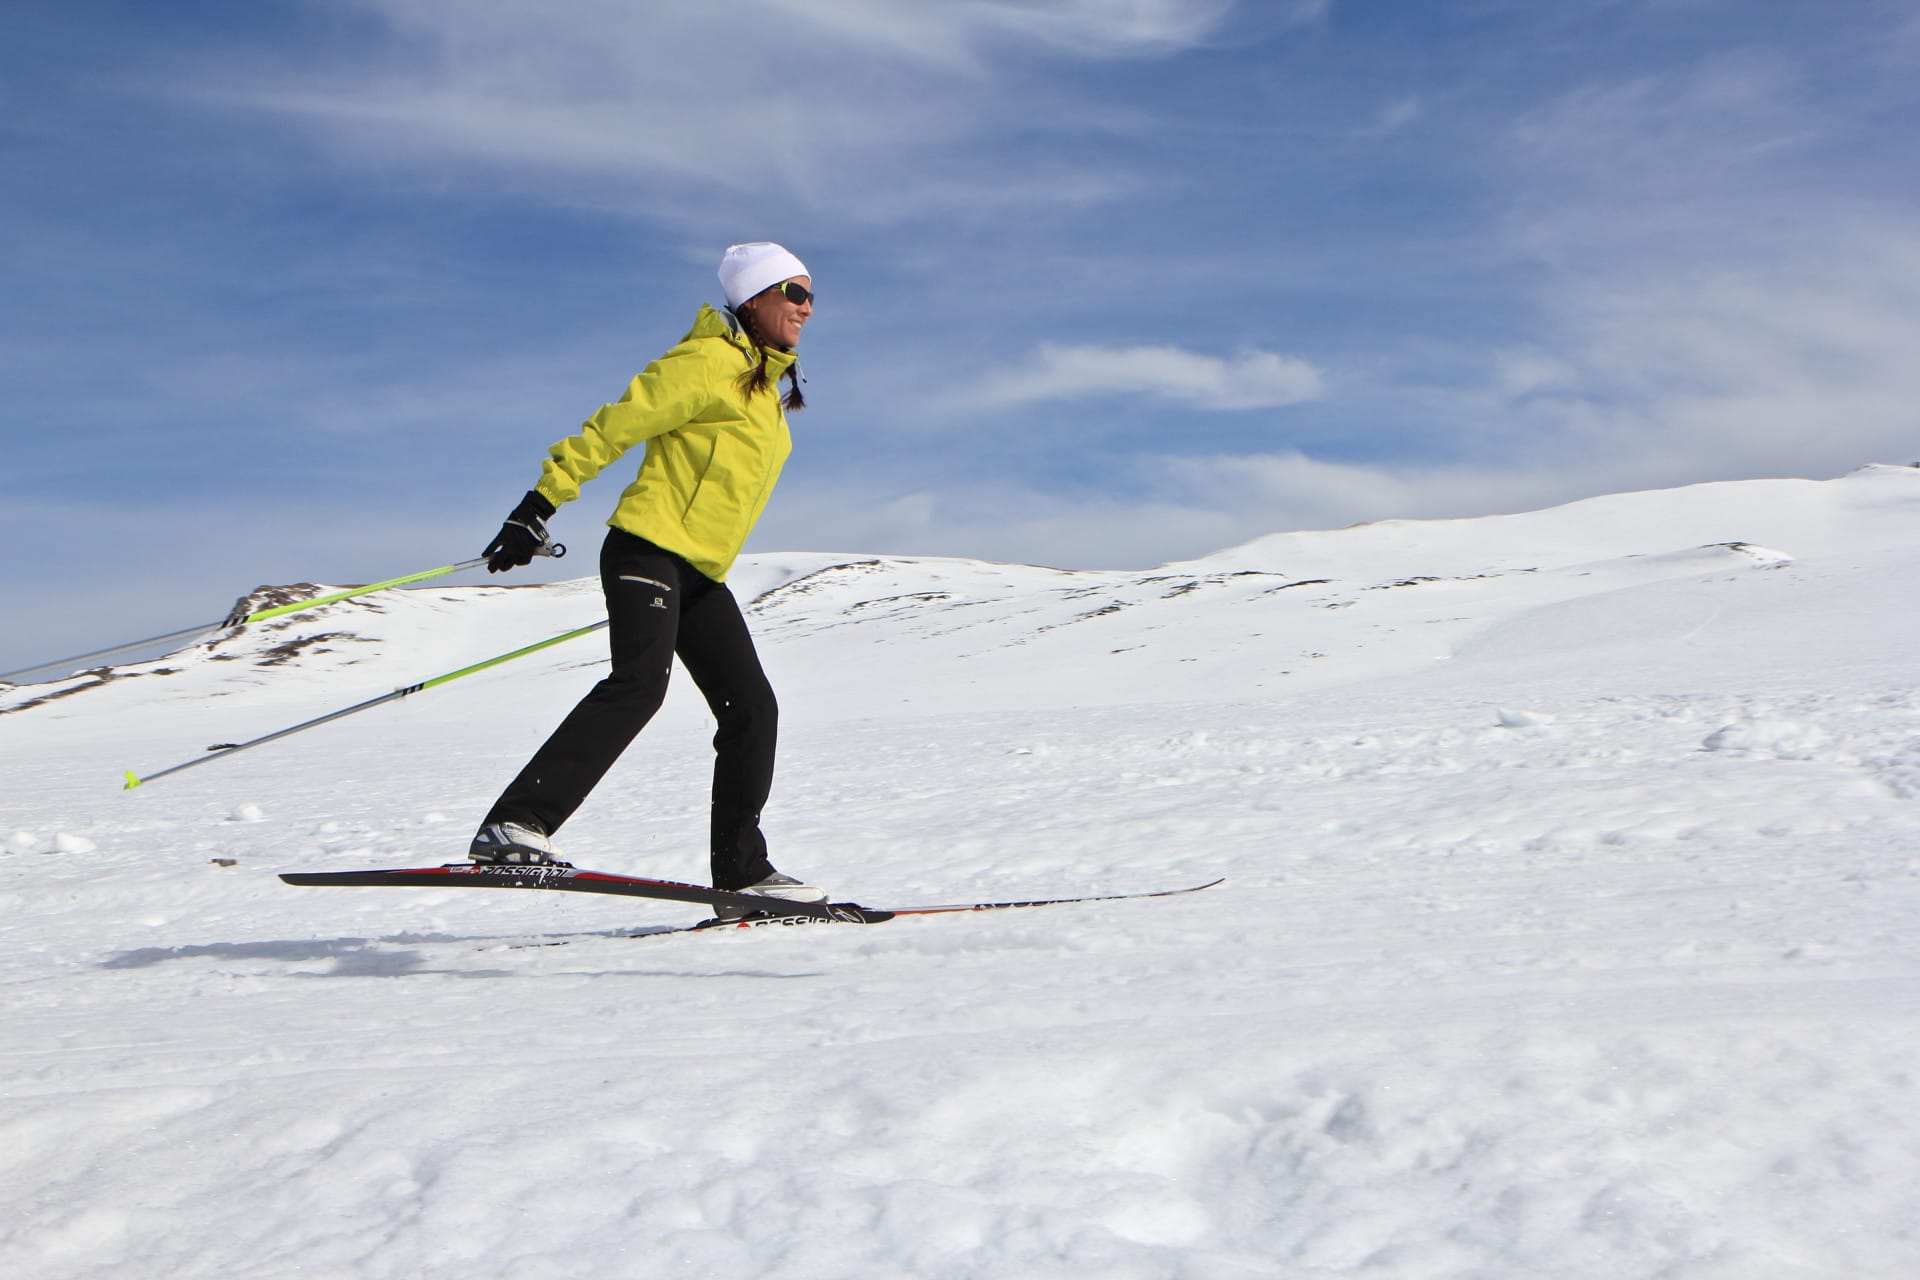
[718,242,809,308]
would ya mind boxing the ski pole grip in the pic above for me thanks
[539,542,567,559]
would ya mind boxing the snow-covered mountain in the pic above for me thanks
[3,466,1918,1279]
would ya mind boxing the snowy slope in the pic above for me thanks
[2,467,1917,1279]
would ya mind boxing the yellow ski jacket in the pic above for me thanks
[533,304,795,582]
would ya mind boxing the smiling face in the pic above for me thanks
[740,276,812,350]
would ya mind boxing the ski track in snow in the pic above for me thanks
[2,468,1918,1279]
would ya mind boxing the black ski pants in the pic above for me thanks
[484,529,778,890]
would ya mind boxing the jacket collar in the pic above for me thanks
[701,303,800,379]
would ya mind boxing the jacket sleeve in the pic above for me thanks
[534,339,722,507]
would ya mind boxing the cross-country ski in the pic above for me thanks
[278,862,1224,929]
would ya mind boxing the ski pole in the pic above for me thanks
[4,545,565,684]
[122,616,607,790]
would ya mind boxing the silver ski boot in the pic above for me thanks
[468,821,568,866]
[713,871,830,920]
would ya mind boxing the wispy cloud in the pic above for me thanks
[758,0,1242,62]
[180,0,1240,224]
[753,472,1252,571]
[1152,449,1614,542]
[1374,96,1423,134]
[1472,45,1920,481]
[967,343,1325,412]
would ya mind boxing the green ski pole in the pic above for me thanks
[122,617,608,789]
[5,545,564,684]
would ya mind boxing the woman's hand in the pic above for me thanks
[484,490,558,572]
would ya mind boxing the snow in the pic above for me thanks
[3,465,1918,1279]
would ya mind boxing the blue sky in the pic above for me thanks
[4,0,1918,674]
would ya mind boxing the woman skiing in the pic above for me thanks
[469,242,824,912]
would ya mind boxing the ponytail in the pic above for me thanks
[730,307,806,412]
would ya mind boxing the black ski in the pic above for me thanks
[278,863,889,923]
[278,863,1223,931]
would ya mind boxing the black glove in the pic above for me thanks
[484,490,558,573]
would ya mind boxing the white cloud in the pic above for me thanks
[181,0,1241,222]
[1457,234,1920,495]
[1492,348,1579,401]
[754,0,1240,62]
[753,474,1252,571]
[1474,48,1920,484]
[1153,450,1611,538]
[968,0,1240,57]
[967,342,1325,411]
[1375,96,1423,133]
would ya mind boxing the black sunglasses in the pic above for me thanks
[768,280,813,306]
